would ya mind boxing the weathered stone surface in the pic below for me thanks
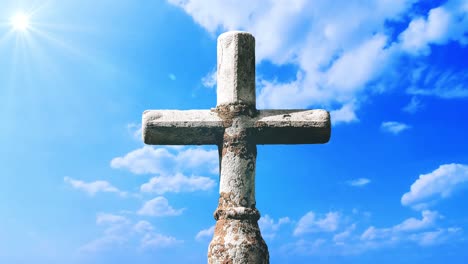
[254,109,331,144]
[218,129,256,210]
[217,31,256,106]
[208,219,268,264]
[142,31,332,264]
[142,110,224,145]
[207,116,269,263]
[142,109,331,146]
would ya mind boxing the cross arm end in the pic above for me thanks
[142,110,225,145]
[254,109,331,144]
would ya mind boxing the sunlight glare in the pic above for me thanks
[10,12,31,32]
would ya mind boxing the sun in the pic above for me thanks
[10,12,31,32]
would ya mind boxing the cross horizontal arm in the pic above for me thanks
[142,110,224,145]
[254,109,331,144]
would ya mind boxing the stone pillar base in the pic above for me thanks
[208,219,269,264]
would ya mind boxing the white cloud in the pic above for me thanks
[381,121,411,134]
[294,211,340,236]
[140,173,215,194]
[401,163,468,209]
[256,33,394,111]
[95,213,131,237]
[402,97,423,113]
[134,220,182,249]
[140,233,182,249]
[169,0,420,119]
[64,177,126,197]
[169,0,468,126]
[133,221,154,233]
[347,178,371,187]
[79,235,126,253]
[361,210,440,242]
[111,146,175,175]
[398,0,468,55]
[393,210,441,232]
[409,227,461,246]
[281,209,461,256]
[137,196,184,217]
[407,68,468,99]
[201,68,217,88]
[408,84,468,99]
[80,214,181,253]
[259,215,291,239]
[195,225,215,241]
[330,102,359,125]
[324,34,390,98]
[399,7,452,54]
[393,210,442,231]
[256,72,309,109]
[80,213,130,253]
[175,147,219,174]
[282,238,328,256]
[357,210,461,249]
[168,0,411,62]
[127,123,142,140]
[111,146,218,175]
[96,213,129,225]
[333,224,356,245]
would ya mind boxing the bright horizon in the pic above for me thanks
[0,1,467,263]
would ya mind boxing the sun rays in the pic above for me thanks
[0,3,114,80]
[10,12,31,32]
[0,2,118,120]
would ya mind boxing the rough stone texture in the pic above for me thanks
[142,31,332,264]
[217,31,256,106]
[143,109,331,145]
[208,118,268,264]
[254,109,331,144]
[208,219,268,264]
[142,110,224,145]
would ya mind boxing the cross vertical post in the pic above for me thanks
[142,31,331,264]
[208,32,268,263]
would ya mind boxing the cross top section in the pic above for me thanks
[142,32,330,146]
[217,31,256,107]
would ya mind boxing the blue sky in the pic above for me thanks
[0,0,467,263]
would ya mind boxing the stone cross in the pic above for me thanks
[142,31,331,264]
